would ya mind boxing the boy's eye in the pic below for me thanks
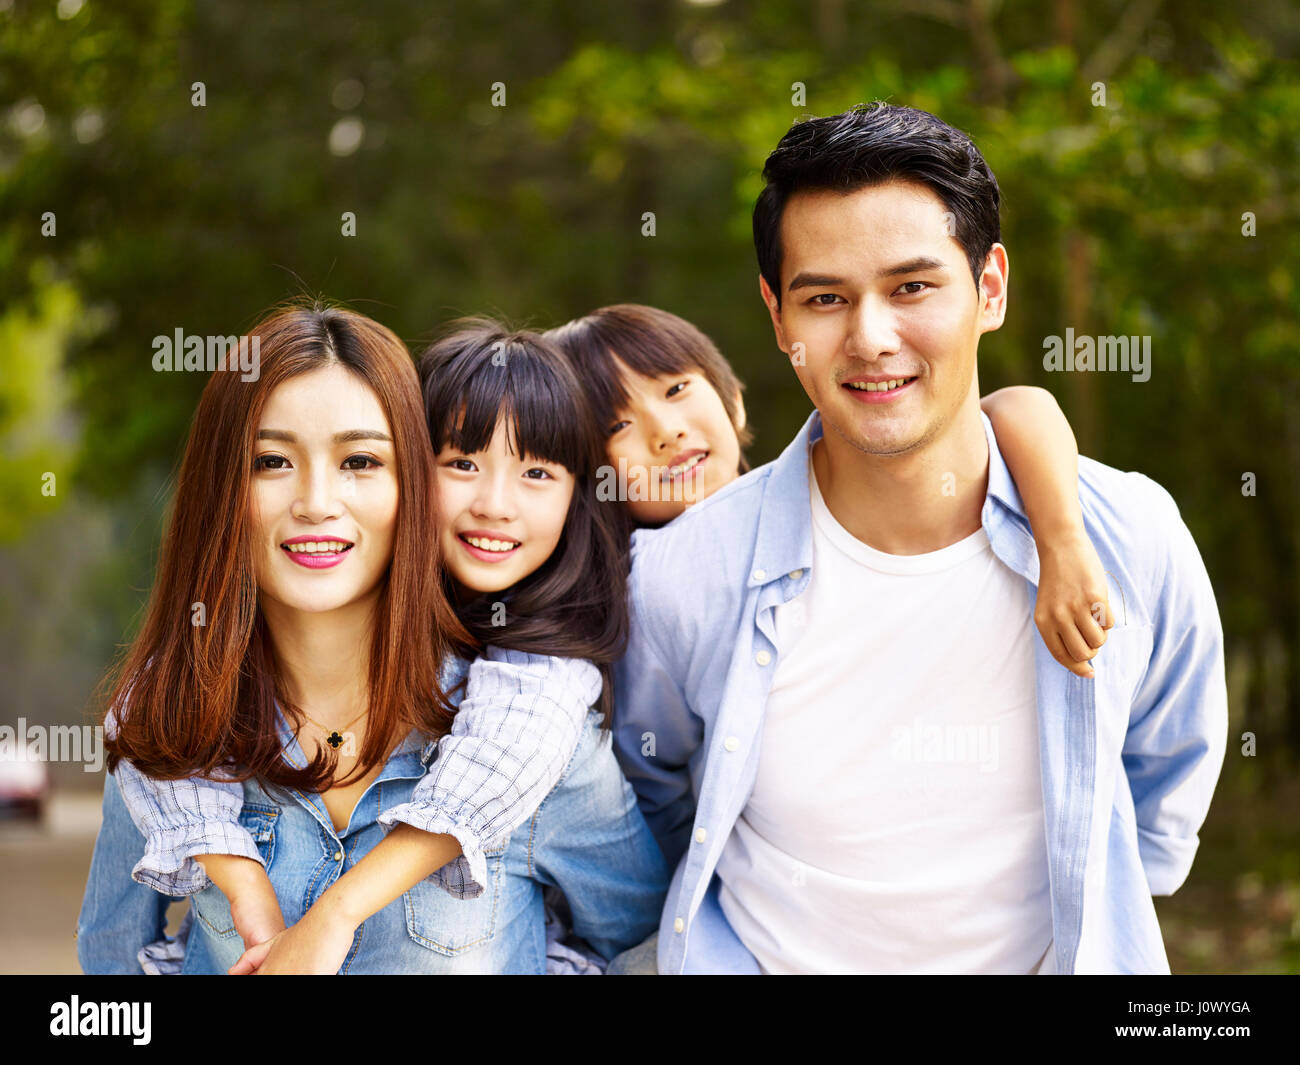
[666,381,688,398]
[608,420,630,435]
[342,454,382,471]
[253,454,289,471]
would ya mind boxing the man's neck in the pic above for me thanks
[812,400,990,556]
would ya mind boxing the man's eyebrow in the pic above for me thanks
[786,257,949,292]
[256,429,392,443]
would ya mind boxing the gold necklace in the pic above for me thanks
[296,708,368,751]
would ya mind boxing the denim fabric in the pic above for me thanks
[78,710,669,974]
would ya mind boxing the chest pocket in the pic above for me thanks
[402,836,510,956]
[189,802,280,941]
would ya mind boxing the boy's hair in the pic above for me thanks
[753,103,1002,306]
[544,304,754,473]
[417,318,629,725]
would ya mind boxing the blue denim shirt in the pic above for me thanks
[78,682,669,973]
[613,410,1227,975]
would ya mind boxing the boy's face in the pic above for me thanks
[760,179,1007,459]
[604,362,743,525]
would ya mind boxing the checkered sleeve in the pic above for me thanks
[106,708,261,897]
[377,648,601,899]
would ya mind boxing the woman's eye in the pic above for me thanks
[253,454,289,471]
[666,381,688,397]
[342,454,381,471]
[608,420,630,435]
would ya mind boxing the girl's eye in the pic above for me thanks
[342,454,382,471]
[253,454,289,471]
[807,293,844,306]
[524,467,553,480]
[608,420,630,435]
[448,458,477,472]
[666,381,688,398]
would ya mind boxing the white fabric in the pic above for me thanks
[715,452,1053,974]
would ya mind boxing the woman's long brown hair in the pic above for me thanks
[101,300,468,792]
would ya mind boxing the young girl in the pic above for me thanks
[544,303,1113,672]
[78,304,666,974]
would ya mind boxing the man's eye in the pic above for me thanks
[342,454,381,471]
[808,293,843,306]
[897,281,930,295]
[666,381,688,397]
[253,454,289,471]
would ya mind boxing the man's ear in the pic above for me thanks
[758,273,788,353]
[977,243,1009,335]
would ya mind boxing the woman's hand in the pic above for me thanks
[228,906,358,975]
[1034,530,1113,678]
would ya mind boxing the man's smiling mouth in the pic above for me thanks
[844,377,918,392]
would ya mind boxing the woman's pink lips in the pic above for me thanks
[458,534,521,564]
[842,377,918,403]
[281,539,353,569]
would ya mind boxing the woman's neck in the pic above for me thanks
[258,589,378,726]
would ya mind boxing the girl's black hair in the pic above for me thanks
[417,318,630,726]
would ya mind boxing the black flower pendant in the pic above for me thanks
[327,731,345,749]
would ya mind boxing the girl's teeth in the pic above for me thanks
[847,378,912,392]
[668,454,705,476]
[285,541,350,553]
[465,536,518,552]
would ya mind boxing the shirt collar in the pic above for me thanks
[749,408,1035,588]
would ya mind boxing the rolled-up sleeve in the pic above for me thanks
[377,648,600,899]
[106,706,259,897]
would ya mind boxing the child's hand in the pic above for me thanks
[1034,531,1113,678]
[228,904,358,975]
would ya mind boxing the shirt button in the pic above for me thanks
[333,850,344,862]
[724,736,739,752]
[694,827,707,844]
[752,568,766,582]
[673,917,685,934]
[755,650,771,666]
[789,569,804,580]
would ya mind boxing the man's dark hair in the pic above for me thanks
[753,103,1001,306]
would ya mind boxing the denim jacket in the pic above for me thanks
[78,660,669,973]
[614,410,1228,975]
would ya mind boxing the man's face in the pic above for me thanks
[760,179,1007,458]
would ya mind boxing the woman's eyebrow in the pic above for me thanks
[256,429,392,443]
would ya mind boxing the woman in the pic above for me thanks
[76,302,666,974]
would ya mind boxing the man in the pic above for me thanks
[612,103,1227,975]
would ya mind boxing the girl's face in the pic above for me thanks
[249,364,399,617]
[605,362,743,525]
[435,415,575,600]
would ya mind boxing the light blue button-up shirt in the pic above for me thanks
[613,409,1227,975]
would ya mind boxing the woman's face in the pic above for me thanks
[435,415,575,601]
[604,361,743,525]
[249,364,399,617]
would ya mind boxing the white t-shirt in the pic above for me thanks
[715,454,1054,974]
